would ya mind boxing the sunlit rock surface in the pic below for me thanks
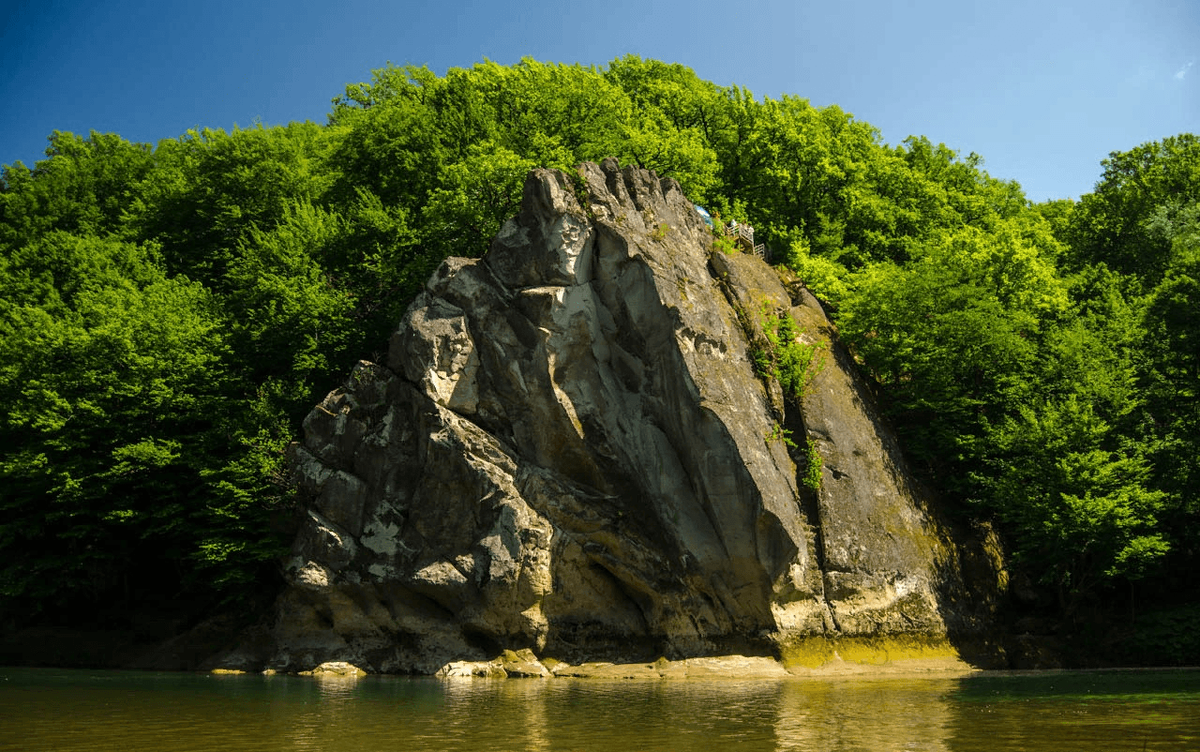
[248,159,1002,675]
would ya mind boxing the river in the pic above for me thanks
[1,666,1197,751]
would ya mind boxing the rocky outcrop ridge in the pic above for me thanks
[248,158,1001,674]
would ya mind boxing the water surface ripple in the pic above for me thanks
[1,667,1196,751]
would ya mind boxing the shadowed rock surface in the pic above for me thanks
[228,159,1002,674]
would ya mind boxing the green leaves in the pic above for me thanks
[1069,134,1200,283]
[422,142,540,259]
[754,307,825,403]
[982,397,1168,605]
[226,199,356,381]
[0,232,227,611]
[129,122,334,286]
[0,131,154,251]
[839,228,1048,406]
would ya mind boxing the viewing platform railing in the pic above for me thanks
[729,224,755,247]
[723,223,770,262]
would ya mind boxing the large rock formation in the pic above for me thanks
[253,159,1001,674]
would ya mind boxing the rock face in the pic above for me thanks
[261,159,1000,674]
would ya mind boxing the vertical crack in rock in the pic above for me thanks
[248,159,1002,674]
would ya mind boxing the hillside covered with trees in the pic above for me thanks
[2,56,1196,664]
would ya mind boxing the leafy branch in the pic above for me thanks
[751,305,825,403]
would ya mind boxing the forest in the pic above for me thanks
[1,56,1196,664]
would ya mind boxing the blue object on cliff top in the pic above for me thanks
[694,205,713,227]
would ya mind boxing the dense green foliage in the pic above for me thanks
[2,57,1196,652]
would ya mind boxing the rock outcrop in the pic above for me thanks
[249,159,1001,674]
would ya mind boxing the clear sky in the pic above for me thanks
[2,0,1196,202]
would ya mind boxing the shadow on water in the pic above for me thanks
[945,668,1200,752]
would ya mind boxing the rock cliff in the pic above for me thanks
[248,159,1002,674]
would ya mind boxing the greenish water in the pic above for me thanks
[1,667,1196,751]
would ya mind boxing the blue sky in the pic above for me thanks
[2,0,1195,202]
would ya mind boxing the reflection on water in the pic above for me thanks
[946,670,1200,752]
[1,667,1197,751]
[772,679,954,751]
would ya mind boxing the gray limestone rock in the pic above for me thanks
[251,159,1001,674]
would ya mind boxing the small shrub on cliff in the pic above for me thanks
[753,306,825,403]
[713,233,737,255]
[765,421,796,447]
[801,437,823,492]
[765,424,822,492]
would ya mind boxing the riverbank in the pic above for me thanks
[206,640,985,681]
[3,611,1184,676]
[432,650,981,680]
